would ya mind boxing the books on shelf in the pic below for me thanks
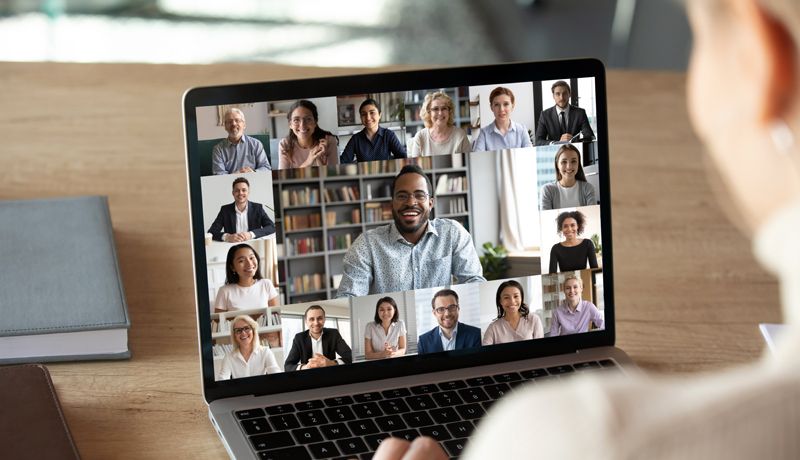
[286,236,322,255]
[436,174,467,194]
[284,213,321,231]
[288,273,325,294]
[323,185,360,203]
[448,197,467,214]
[328,233,354,251]
[365,202,392,223]
[282,187,320,207]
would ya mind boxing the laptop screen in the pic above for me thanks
[184,60,613,400]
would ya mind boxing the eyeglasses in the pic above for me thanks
[393,191,429,203]
[233,326,252,335]
[290,116,314,126]
[433,304,459,315]
[429,106,449,113]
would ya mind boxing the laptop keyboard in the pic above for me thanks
[235,359,617,459]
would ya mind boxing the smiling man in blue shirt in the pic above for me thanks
[340,99,407,163]
[337,165,485,297]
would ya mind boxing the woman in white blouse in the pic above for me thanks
[217,315,281,380]
[364,296,407,360]
[213,243,279,313]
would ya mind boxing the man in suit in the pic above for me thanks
[535,80,595,146]
[285,305,353,371]
[417,289,481,355]
[211,107,270,175]
[207,177,275,242]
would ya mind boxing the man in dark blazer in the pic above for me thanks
[535,80,595,146]
[417,289,481,355]
[285,305,353,371]
[207,176,275,242]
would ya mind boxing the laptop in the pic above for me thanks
[183,59,634,459]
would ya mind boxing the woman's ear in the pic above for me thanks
[733,0,797,123]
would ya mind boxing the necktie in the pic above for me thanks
[559,111,567,135]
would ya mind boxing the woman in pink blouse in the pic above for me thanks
[482,280,543,345]
[278,100,339,169]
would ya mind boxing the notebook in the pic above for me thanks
[183,59,634,459]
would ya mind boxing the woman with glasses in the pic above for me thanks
[364,296,407,360]
[213,243,279,313]
[472,86,533,152]
[482,280,543,346]
[540,144,597,210]
[411,91,472,157]
[548,210,598,273]
[278,99,339,169]
[217,314,281,379]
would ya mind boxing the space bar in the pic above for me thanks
[257,446,311,460]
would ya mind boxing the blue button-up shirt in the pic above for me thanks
[471,119,533,152]
[336,218,485,297]
[439,323,459,351]
[340,127,407,163]
[211,134,271,175]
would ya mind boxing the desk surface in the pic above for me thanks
[0,62,781,458]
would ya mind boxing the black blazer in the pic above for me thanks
[207,201,275,241]
[284,328,353,371]
[534,105,595,146]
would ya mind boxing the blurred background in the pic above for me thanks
[0,0,690,69]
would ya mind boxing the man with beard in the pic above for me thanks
[337,165,485,297]
[534,80,595,146]
[211,108,270,175]
[207,177,275,242]
[284,305,353,371]
[417,289,481,355]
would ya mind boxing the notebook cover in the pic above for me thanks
[0,364,81,459]
[0,195,130,362]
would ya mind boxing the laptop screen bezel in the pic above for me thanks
[183,59,614,403]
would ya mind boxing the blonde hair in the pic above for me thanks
[562,273,583,289]
[230,315,261,352]
[420,91,455,128]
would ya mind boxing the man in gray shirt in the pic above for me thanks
[337,165,485,297]
[211,108,270,175]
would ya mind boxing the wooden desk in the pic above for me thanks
[0,63,781,458]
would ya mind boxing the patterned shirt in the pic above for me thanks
[336,218,485,297]
[211,134,270,175]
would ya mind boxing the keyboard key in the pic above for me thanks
[410,384,438,394]
[382,388,411,399]
[405,394,436,411]
[520,368,549,379]
[336,437,368,456]
[353,392,382,402]
[359,454,374,460]
[443,438,468,457]
[378,398,411,414]
[242,418,272,435]
[308,441,340,459]
[324,406,356,422]
[236,408,266,419]
[573,360,602,370]
[546,365,575,375]
[446,421,475,438]
[297,409,329,427]
[295,400,325,411]
[392,429,420,441]
[347,419,379,436]
[492,372,522,383]
[508,380,531,389]
[432,390,463,407]
[419,425,452,441]
[258,446,310,460]
[320,423,352,440]
[430,407,460,424]
[599,359,618,368]
[466,376,494,387]
[324,396,354,407]
[455,403,485,420]
[401,411,434,428]
[438,380,467,391]
[250,432,295,451]
[292,427,323,444]
[458,387,489,403]
[364,434,391,451]
[265,404,295,415]
[269,413,301,430]
[352,402,383,418]
[375,414,407,431]
[484,383,511,400]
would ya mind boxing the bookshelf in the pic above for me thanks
[211,306,285,375]
[272,154,473,303]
